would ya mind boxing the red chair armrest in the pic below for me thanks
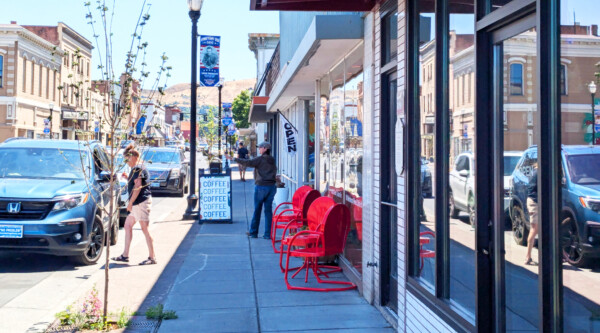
[286,230,323,253]
[274,202,293,216]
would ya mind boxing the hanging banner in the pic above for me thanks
[279,111,298,156]
[199,35,221,87]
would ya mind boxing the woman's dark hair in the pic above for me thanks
[124,143,140,158]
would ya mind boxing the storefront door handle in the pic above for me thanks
[367,262,378,267]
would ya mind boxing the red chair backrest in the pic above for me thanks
[322,204,351,256]
[301,190,321,219]
[292,186,313,210]
[306,197,335,231]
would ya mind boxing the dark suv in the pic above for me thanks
[509,145,600,267]
[140,147,189,197]
[0,140,119,265]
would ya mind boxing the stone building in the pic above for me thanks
[0,22,62,141]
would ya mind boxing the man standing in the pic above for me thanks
[237,142,249,181]
[226,142,276,239]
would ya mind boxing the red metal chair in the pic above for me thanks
[271,185,320,253]
[283,202,357,292]
[278,196,335,272]
[419,231,435,275]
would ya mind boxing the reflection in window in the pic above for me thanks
[560,1,600,331]
[0,55,3,87]
[306,100,316,183]
[318,77,329,194]
[417,4,436,289]
[509,63,524,95]
[560,64,567,95]
[382,10,398,65]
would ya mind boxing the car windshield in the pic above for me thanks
[141,150,180,164]
[504,156,521,176]
[0,148,89,179]
[567,154,600,185]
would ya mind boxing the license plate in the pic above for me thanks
[151,182,161,188]
[0,225,23,238]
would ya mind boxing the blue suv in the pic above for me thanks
[509,145,600,267]
[0,140,119,265]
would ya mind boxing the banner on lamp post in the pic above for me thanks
[199,35,220,87]
[278,111,298,156]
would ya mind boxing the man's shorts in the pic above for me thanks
[526,197,538,226]
[238,164,246,172]
[132,198,152,222]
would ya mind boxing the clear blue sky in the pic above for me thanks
[1,0,279,85]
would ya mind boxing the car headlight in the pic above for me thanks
[52,193,90,211]
[170,168,181,179]
[579,197,600,212]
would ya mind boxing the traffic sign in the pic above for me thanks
[222,117,232,126]
[228,130,236,136]
[43,128,50,134]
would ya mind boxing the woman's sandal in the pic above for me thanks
[525,258,537,266]
[139,257,157,265]
[111,255,129,262]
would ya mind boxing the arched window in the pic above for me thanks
[509,63,524,96]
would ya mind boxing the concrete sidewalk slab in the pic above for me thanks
[158,168,393,332]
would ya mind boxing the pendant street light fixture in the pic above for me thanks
[183,0,204,219]
[589,81,597,146]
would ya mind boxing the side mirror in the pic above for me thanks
[99,171,113,182]
[561,177,567,185]
[458,170,469,178]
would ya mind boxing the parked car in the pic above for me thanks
[509,145,600,267]
[184,142,191,152]
[421,157,432,198]
[0,140,119,265]
[449,151,523,226]
[197,142,209,154]
[113,150,131,226]
[165,140,185,152]
[120,139,135,149]
[140,147,190,197]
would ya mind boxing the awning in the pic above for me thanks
[266,15,363,112]
[249,0,377,11]
[249,96,273,123]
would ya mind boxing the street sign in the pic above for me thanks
[222,117,232,126]
[43,128,50,134]
[228,130,236,136]
[94,127,99,133]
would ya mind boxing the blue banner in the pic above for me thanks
[136,116,147,135]
[200,35,220,87]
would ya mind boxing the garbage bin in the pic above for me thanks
[209,158,222,174]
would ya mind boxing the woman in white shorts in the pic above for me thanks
[525,163,538,266]
[112,144,156,265]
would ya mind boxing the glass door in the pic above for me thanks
[381,71,398,312]
[492,21,540,332]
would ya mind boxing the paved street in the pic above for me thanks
[0,152,207,333]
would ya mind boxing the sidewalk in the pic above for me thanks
[158,165,394,333]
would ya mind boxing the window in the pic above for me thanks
[381,8,398,65]
[560,64,567,95]
[509,63,524,95]
[53,71,56,101]
[0,55,3,87]
[39,65,43,97]
[22,59,27,92]
[31,61,35,94]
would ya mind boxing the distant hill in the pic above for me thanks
[143,78,256,108]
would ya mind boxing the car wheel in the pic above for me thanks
[449,192,460,219]
[72,216,105,265]
[467,195,476,227]
[560,216,590,268]
[512,205,529,246]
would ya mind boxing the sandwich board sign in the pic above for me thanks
[198,169,232,223]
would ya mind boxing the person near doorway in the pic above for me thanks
[525,162,539,266]
[112,144,156,265]
[225,142,277,239]
[237,142,249,182]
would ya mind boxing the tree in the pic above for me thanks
[232,90,251,129]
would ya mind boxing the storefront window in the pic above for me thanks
[416,2,436,289]
[502,29,540,332]
[329,60,345,204]
[560,2,600,331]
[448,1,476,322]
[344,45,364,274]
[319,77,330,194]
[306,100,316,183]
[382,10,398,66]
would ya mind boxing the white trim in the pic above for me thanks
[508,56,526,63]
[0,49,6,55]
[560,58,572,64]
[0,96,55,110]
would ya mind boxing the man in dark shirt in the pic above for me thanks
[112,145,156,265]
[237,142,249,182]
[226,142,277,239]
[525,164,538,265]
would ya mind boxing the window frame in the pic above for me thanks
[559,63,567,95]
[509,62,524,95]
[0,54,3,88]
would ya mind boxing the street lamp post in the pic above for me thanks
[589,81,597,146]
[184,0,203,219]
[218,84,222,161]
[48,103,54,139]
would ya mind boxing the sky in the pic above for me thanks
[1,0,279,86]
